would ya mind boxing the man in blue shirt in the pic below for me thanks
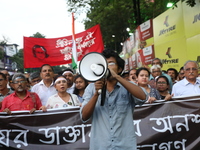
[80,49,147,150]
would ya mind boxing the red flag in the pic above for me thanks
[23,24,104,68]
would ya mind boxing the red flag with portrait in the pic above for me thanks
[23,24,104,68]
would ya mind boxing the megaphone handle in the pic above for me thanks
[100,83,107,106]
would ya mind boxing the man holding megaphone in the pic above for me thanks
[80,49,148,150]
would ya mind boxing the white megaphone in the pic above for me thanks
[79,52,110,106]
[79,52,110,82]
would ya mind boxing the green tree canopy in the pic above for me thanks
[30,32,46,38]
[9,49,24,72]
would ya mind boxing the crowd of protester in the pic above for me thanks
[0,65,88,113]
[0,56,199,114]
[122,58,200,101]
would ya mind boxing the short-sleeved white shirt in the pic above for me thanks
[172,78,200,97]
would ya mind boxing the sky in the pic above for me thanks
[0,0,85,49]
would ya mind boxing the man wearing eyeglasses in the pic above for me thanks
[1,73,46,114]
[172,60,200,97]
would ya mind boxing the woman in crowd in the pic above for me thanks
[46,75,81,109]
[156,76,172,101]
[73,75,88,103]
[136,67,161,103]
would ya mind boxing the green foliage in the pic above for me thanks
[0,35,9,45]
[84,0,133,53]
[0,49,4,60]
[0,41,7,45]
[9,49,24,72]
[180,0,197,7]
[30,32,46,38]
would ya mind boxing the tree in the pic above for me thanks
[0,35,10,45]
[0,49,4,61]
[9,49,24,72]
[30,32,46,38]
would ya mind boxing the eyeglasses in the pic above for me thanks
[13,80,26,84]
[157,82,167,85]
[185,68,198,72]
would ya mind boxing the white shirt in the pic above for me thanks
[67,83,75,94]
[172,78,200,97]
[31,80,57,105]
[46,93,80,109]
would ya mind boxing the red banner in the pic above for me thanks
[138,19,154,41]
[23,24,104,68]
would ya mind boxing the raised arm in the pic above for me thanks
[110,68,147,100]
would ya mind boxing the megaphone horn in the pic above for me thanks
[79,52,109,82]
[90,64,105,76]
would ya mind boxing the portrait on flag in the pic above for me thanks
[32,45,49,60]
[24,24,104,68]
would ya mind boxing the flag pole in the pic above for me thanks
[72,13,78,72]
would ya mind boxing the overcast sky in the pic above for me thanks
[0,0,85,49]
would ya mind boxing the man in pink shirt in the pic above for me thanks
[1,73,46,114]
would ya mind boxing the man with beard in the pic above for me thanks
[172,60,200,97]
[1,73,46,114]
[31,64,57,105]
[62,68,75,94]
[80,49,147,150]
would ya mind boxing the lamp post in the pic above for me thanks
[133,0,141,26]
